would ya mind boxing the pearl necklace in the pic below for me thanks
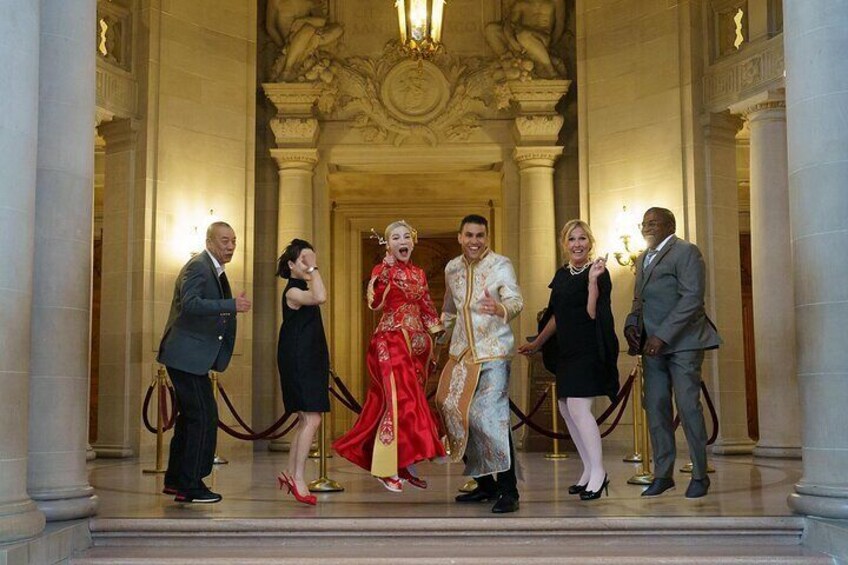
[568,262,590,276]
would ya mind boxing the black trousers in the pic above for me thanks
[474,433,519,498]
[164,367,218,493]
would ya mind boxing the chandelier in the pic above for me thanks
[395,0,445,58]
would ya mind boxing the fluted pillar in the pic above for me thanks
[743,96,801,459]
[515,148,562,351]
[28,0,98,520]
[785,0,848,519]
[93,118,140,459]
[0,0,47,543]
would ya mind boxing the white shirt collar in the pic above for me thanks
[652,233,675,253]
[205,249,225,277]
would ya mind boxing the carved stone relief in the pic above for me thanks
[262,1,574,146]
[484,0,567,81]
[266,0,345,82]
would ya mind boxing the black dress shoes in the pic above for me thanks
[641,477,675,497]
[491,494,519,513]
[685,476,711,499]
[567,483,587,495]
[579,475,610,501]
[174,489,223,504]
[455,487,498,503]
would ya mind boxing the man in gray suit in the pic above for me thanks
[158,221,252,503]
[624,207,720,499]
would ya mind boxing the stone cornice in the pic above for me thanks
[513,146,563,168]
[262,82,324,117]
[704,34,784,113]
[507,80,571,114]
[270,148,319,171]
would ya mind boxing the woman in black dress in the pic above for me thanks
[519,220,619,500]
[276,239,330,505]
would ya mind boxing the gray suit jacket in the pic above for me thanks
[157,250,238,374]
[624,235,720,354]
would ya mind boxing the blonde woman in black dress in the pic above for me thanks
[519,220,619,500]
[276,239,330,505]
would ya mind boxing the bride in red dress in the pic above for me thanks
[333,220,446,492]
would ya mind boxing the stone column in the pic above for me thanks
[93,118,140,459]
[785,0,848,519]
[262,82,323,451]
[507,80,570,412]
[742,95,801,459]
[0,0,47,543]
[28,0,98,520]
[700,112,755,455]
[514,147,562,347]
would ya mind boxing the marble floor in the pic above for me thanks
[89,446,801,520]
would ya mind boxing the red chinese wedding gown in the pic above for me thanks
[333,260,446,477]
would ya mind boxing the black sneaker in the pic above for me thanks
[174,489,222,504]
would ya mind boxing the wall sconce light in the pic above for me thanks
[613,205,644,271]
[395,0,445,59]
[183,208,219,258]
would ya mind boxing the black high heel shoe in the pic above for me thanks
[567,483,587,495]
[579,475,609,501]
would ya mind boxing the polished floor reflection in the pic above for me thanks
[89,446,801,519]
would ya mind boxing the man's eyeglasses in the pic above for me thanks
[639,220,666,230]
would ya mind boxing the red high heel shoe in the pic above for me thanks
[398,467,428,490]
[278,472,317,506]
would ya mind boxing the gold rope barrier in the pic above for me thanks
[628,357,653,485]
[307,415,344,492]
[143,367,168,474]
[210,372,228,465]
[544,381,568,460]
[622,365,642,463]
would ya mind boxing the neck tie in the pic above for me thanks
[219,271,232,299]
[644,248,659,268]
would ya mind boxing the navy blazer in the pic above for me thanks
[157,251,238,374]
[625,235,721,354]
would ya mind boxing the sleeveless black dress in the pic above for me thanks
[546,266,620,401]
[277,278,330,413]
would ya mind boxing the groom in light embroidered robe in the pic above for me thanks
[436,214,524,513]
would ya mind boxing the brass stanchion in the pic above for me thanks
[308,415,344,492]
[679,461,716,474]
[544,382,568,460]
[458,479,478,493]
[628,358,653,485]
[622,369,642,463]
[210,372,228,465]
[143,367,168,474]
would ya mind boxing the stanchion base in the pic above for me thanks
[622,453,642,463]
[627,472,654,485]
[308,477,344,492]
[544,453,569,460]
[458,479,478,493]
[213,455,229,465]
[142,468,166,474]
[679,462,715,474]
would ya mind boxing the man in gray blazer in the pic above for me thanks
[624,207,720,499]
[157,221,252,503]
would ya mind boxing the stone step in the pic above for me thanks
[72,515,834,563]
[73,543,833,565]
[87,516,808,547]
